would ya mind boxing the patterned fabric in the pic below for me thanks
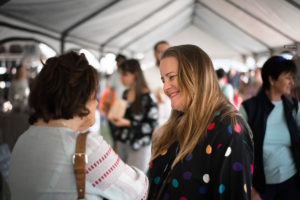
[115,91,158,150]
[148,112,253,200]
[9,126,148,200]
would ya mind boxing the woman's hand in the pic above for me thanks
[251,187,262,200]
[110,117,130,127]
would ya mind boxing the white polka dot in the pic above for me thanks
[225,147,231,157]
[203,174,210,183]
[244,184,247,193]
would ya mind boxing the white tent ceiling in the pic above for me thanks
[0,0,300,63]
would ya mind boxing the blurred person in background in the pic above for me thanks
[109,59,158,173]
[8,65,29,112]
[144,41,171,127]
[240,56,300,200]
[216,68,234,103]
[103,54,127,151]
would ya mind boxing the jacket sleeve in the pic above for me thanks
[85,132,148,200]
[210,117,253,200]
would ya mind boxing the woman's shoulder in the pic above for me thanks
[206,112,252,145]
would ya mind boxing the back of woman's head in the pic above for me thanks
[29,51,99,124]
[262,56,296,91]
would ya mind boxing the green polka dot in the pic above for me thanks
[218,184,225,194]
[172,178,179,188]
[154,176,160,184]
[214,111,221,116]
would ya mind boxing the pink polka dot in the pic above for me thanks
[234,123,241,133]
[217,144,222,149]
[208,122,215,130]
[250,164,253,174]
[179,197,188,200]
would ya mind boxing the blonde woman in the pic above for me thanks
[148,45,253,200]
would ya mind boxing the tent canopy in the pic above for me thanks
[1,0,300,63]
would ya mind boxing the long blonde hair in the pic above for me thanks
[151,45,238,168]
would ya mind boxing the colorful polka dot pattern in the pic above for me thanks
[149,114,253,199]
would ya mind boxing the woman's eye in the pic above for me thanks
[169,75,177,80]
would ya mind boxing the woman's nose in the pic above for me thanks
[163,80,170,94]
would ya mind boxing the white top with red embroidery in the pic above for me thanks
[9,126,148,200]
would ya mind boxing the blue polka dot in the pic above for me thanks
[232,162,243,171]
[183,171,192,180]
[172,178,179,188]
[214,111,221,116]
[227,125,232,134]
[242,140,247,144]
[185,153,193,161]
[199,186,208,194]
[163,193,169,200]
[219,184,225,194]
[154,176,160,184]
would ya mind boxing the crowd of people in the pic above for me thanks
[1,40,300,200]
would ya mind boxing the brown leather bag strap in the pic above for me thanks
[73,131,89,199]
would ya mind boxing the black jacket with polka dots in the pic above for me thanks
[148,113,253,200]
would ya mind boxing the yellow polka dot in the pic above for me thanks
[206,145,212,154]
[160,149,168,156]
[244,184,247,193]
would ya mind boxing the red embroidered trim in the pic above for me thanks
[92,157,121,187]
[86,147,112,174]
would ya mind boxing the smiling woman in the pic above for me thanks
[148,44,253,200]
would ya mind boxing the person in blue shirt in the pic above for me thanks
[240,56,300,200]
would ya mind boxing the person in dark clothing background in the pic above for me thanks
[240,56,300,200]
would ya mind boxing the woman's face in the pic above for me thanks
[120,70,135,87]
[270,71,294,96]
[160,57,186,112]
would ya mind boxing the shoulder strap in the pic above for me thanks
[73,131,89,199]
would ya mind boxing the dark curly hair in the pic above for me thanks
[28,51,99,124]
